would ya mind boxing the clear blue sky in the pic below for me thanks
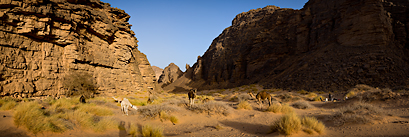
[100,0,309,71]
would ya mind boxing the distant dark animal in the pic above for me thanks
[188,89,197,108]
[79,95,86,103]
[202,98,210,103]
[147,90,154,104]
[147,97,154,104]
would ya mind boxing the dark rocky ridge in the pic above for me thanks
[181,0,409,91]
[0,0,159,98]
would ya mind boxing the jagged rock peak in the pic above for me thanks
[0,0,158,98]
[158,63,183,85]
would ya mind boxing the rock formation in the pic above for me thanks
[151,66,163,81]
[182,0,409,91]
[158,63,183,86]
[0,0,158,98]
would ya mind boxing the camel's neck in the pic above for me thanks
[249,93,256,99]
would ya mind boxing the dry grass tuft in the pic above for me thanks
[14,102,68,134]
[332,102,387,126]
[14,97,118,134]
[142,124,163,137]
[271,113,302,135]
[237,100,252,110]
[138,104,179,118]
[76,103,114,116]
[276,93,303,102]
[272,113,326,135]
[0,98,17,110]
[197,95,215,102]
[266,103,293,114]
[169,115,179,124]
[190,102,232,116]
[301,116,325,134]
[292,101,314,109]
[129,123,139,137]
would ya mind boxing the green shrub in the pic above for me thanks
[62,72,97,97]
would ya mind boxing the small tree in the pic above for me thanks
[62,71,97,98]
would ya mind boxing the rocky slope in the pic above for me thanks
[0,0,158,98]
[181,0,409,91]
[151,66,163,81]
[158,63,183,86]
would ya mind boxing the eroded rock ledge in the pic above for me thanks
[184,0,409,91]
[0,0,158,98]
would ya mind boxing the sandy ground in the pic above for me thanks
[1,90,409,137]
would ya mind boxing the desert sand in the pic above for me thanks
[1,86,409,137]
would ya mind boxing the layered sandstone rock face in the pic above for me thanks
[0,0,158,98]
[185,0,409,91]
[158,63,183,86]
[151,66,163,81]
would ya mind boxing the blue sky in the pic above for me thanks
[100,0,309,71]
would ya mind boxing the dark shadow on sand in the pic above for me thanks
[220,120,275,136]
[118,121,127,137]
[0,128,30,137]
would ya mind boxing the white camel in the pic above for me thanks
[121,98,138,116]
[112,96,123,103]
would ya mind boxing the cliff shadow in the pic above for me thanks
[220,120,276,136]
[169,86,190,94]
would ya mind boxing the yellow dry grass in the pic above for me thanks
[266,104,293,114]
[237,100,252,110]
[272,113,326,135]
[301,116,325,135]
[13,97,117,134]
[271,113,302,135]
[142,124,163,137]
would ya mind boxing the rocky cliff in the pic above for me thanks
[151,66,163,81]
[0,0,158,98]
[158,63,183,86]
[183,0,409,91]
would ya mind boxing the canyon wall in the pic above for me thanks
[0,0,158,98]
[184,0,409,91]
